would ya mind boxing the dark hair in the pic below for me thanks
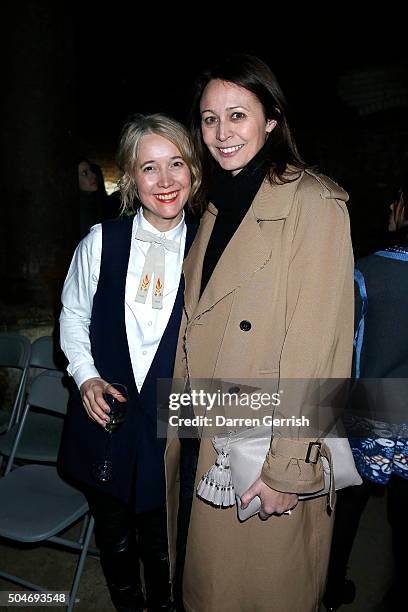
[400,172,408,204]
[91,162,108,197]
[394,173,408,244]
[189,54,308,205]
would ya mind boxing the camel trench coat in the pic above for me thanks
[165,169,354,612]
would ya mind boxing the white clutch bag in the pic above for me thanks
[197,425,362,521]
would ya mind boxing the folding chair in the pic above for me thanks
[0,333,31,434]
[0,369,67,472]
[30,335,60,371]
[0,370,96,611]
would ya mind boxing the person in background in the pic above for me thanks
[60,115,201,612]
[323,175,408,611]
[78,157,110,237]
[166,54,354,612]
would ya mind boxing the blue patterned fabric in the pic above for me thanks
[375,249,408,261]
[348,420,408,485]
[349,247,408,485]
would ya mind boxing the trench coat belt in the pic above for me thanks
[272,438,322,463]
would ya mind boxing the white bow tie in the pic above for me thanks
[134,228,179,309]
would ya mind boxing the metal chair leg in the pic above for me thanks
[67,515,95,612]
[78,514,90,546]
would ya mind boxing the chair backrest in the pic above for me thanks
[30,336,59,370]
[0,334,31,430]
[3,370,70,475]
[27,370,70,416]
[0,334,31,369]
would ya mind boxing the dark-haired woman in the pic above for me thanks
[78,158,110,238]
[165,55,354,612]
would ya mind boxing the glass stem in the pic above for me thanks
[104,432,113,461]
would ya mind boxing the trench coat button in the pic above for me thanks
[239,320,252,331]
[228,386,241,394]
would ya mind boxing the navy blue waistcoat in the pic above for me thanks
[58,215,195,513]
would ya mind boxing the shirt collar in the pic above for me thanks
[134,208,185,244]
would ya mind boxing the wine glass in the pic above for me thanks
[91,383,128,483]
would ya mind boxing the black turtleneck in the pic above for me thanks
[200,142,270,296]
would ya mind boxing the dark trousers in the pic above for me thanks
[83,486,172,612]
[174,438,200,611]
[326,475,408,599]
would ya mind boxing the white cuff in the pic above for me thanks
[69,364,101,390]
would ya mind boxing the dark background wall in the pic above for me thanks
[1,5,407,320]
[1,4,77,315]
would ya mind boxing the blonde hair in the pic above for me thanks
[116,113,202,216]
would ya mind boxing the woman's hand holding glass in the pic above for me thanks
[80,377,113,428]
[87,382,128,483]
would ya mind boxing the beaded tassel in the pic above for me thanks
[196,448,235,508]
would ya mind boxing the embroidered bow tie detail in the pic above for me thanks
[134,228,179,309]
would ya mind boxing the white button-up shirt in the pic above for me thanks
[60,209,186,392]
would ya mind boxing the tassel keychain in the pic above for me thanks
[197,446,235,508]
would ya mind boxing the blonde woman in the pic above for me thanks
[59,114,201,612]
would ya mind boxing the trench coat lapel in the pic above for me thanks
[183,177,299,321]
[182,205,216,319]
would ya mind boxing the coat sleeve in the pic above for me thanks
[261,180,354,494]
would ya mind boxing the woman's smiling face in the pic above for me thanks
[200,79,276,175]
[135,133,191,231]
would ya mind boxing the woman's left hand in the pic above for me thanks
[241,478,298,520]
